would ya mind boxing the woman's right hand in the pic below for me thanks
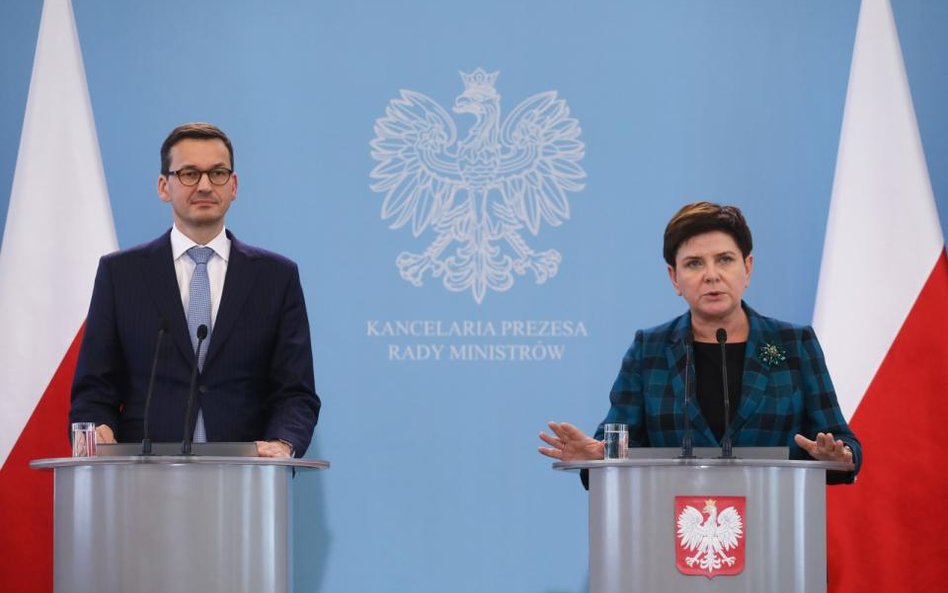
[538,421,604,461]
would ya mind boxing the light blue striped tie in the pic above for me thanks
[187,246,213,443]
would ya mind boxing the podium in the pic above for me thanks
[554,453,849,593]
[30,455,329,593]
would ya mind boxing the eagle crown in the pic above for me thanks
[459,68,499,97]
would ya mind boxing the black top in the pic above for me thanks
[693,341,746,441]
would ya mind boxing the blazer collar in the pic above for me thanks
[729,303,780,438]
[666,302,782,444]
[140,230,193,365]
[140,229,259,371]
[202,230,258,370]
[665,311,717,444]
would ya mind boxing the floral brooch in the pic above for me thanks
[758,342,787,367]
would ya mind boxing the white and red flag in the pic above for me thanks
[0,0,117,589]
[814,0,948,591]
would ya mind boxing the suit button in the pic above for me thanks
[198,386,207,394]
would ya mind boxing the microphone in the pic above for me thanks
[679,334,695,459]
[716,328,734,459]
[180,324,208,456]
[140,319,169,455]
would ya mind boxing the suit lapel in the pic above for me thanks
[203,232,257,369]
[728,305,772,438]
[140,232,194,364]
[665,314,716,445]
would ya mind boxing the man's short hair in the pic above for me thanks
[160,122,234,174]
[663,201,753,267]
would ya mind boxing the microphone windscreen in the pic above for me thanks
[197,324,208,340]
[716,328,727,344]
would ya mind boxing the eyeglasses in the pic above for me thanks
[167,167,233,186]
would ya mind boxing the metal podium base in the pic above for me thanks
[556,457,848,593]
[32,456,328,593]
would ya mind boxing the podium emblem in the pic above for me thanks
[675,496,745,577]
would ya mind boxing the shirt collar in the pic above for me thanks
[170,225,231,263]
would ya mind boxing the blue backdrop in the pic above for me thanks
[2,1,947,592]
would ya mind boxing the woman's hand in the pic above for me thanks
[794,432,855,469]
[538,421,604,461]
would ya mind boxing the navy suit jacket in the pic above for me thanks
[595,303,861,484]
[70,230,320,456]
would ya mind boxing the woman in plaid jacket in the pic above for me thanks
[539,202,861,484]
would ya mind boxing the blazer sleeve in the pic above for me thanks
[261,262,320,457]
[798,325,863,484]
[595,330,649,446]
[582,330,649,489]
[69,257,125,433]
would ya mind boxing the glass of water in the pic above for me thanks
[71,422,97,457]
[602,423,628,460]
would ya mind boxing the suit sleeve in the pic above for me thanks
[582,331,648,489]
[798,325,862,484]
[69,257,125,433]
[596,330,648,445]
[262,263,320,457]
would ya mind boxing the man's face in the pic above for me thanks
[157,138,237,239]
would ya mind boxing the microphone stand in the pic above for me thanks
[679,336,695,459]
[181,324,208,456]
[140,320,168,456]
[716,328,734,459]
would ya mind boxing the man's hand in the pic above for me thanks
[255,440,293,458]
[95,424,116,444]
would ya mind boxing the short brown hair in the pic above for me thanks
[160,122,234,174]
[663,202,753,266]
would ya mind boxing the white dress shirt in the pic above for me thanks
[170,225,231,328]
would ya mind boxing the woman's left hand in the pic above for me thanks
[793,432,855,469]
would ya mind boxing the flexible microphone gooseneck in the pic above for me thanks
[140,319,169,455]
[716,328,734,459]
[679,335,695,459]
[180,324,208,456]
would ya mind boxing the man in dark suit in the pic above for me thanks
[69,123,319,457]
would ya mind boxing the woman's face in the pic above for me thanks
[667,231,753,324]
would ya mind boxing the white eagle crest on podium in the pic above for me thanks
[369,69,586,303]
[675,497,745,577]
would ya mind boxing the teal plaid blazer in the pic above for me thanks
[595,303,861,483]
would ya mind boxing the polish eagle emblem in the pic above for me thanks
[369,68,586,304]
[675,496,745,577]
